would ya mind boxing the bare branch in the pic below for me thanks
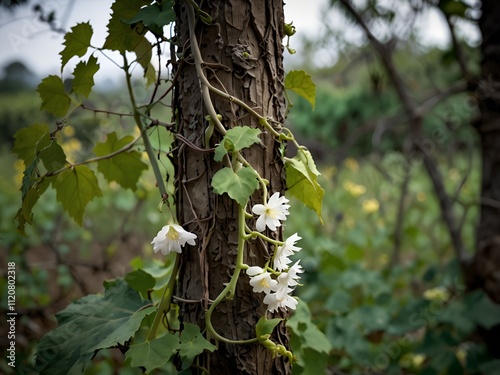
[339,0,468,264]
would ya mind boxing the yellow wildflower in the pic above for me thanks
[362,198,379,214]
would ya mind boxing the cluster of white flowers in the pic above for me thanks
[247,260,303,312]
[150,192,304,313]
[248,192,303,312]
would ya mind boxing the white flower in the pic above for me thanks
[248,268,278,294]
[278,260,304,288]
[273,233,302,271]
[263,292,298,312]
[251,192,290,232]
[151,224,197,255]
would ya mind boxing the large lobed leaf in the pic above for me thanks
[126,334,179,373]
[126,323,216,373]
[287,300,331,375]
[103,0,155,85]
[72,55,100,98]
[103,0,149,52]
[60,22,93,70]
[36,75,71,117]
[52,165,103,225]
[214,126,261,162]
[34,279,154,375]
[93,132,148,191]
[211,166,259,206]
[13,123,51,165]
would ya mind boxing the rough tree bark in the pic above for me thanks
[468,0,500,358]
[472,0,500,305]
[173,1,290,373]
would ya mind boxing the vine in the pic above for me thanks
[13,0,324,373]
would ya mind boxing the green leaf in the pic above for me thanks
[13,123,51,165]
[60,22,93,69]
[16,175,50,236]
[211,167,259,206]
[287,300,332,354]
[52,165,103,225]
[125,269,155,296]
[292,348,329,375]
[20,157,39,200]
[126,333,179,373]
[72,55,100,98]
[38,141,67,171]
[103,0,149,52]
[178,323,216,370]
[256,317,282,338]
[37,75,71,117]
[214,126,261,162]
[465,290,500,329]
[285,70,316,109]
[21,178,50,224]
[285,149,324,221]
[145,62,156,87]
[34,279,153,375]
[103,0,157,84]
[125,1,175,34]
[440,0,469,18]
[94,132,148,190]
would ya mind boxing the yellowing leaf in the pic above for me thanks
[145,63,156,87]
[94,132,148,190]
[52,165,103,225]
[60,22,93,70]
[133,35,153,72]
[37,75,71,117]
[285,70,316,110]
[72,55,100,98]
[285,149,324,221]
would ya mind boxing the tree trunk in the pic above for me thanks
[469,0,500,358]
[173,1,290,373]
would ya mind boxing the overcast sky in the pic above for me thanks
[0,0,480,86]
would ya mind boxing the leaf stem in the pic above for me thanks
[45,133,142,177]
[204,204,259,345]
[123,53,168,200]
[148,253,181,340]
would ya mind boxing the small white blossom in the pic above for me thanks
[251,192,290,232]
[277,260,304,288]
[263,292,298,312]
[273,233,302,271]
[248,269,278,294]
[151,224,197,255]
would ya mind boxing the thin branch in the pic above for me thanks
[444,15,474,84]
[391,164,411,266]
[339,0,468,263]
